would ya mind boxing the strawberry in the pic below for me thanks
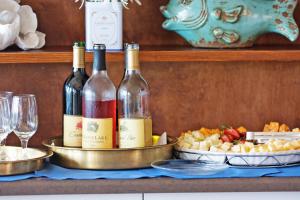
[227,134,234,142]
[239,140,246,144]
[224,128,240,140]
[221,135,234,143]
[221,135,231,143]
[238,131,246,138]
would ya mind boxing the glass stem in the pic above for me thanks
[0,140,6,160]
[21,139,28,149]
[20,139,29,159]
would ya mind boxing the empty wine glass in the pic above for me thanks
[11,95,38,152]
[0,91,13,146]
[0,91,13,106]
[0,97,12,160]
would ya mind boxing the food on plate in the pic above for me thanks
[263,122,299,132]
[227,139,300,153]
[293,128,300,132]
[263,122,280,132]
[177,123,300,153]
[224,128,240,140]
[199,128,221,136]
[177,129,222,151]
[178,130,300,153]
[279,124,290,132]
[177,126,246,152]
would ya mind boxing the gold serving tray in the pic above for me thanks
[0,146,53,176]
[43,136,177,170]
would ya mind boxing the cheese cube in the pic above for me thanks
[221,142,233,152]
[199,141,210,151]
[231,145,241,153]
[184,134,195,144]
[192,131,205,141]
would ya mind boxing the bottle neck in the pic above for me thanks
[125,69,141,75]
[93,49,107,74]
[73,47,85,69]
[73,68,86,73]
[126,49,140,71]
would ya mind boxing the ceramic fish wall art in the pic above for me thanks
[160,0,299,48]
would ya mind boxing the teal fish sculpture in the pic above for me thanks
[160,0,299,48]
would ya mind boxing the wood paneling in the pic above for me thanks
[1,0,300,148]
[2,62,300,147]
[3,45,300,64]
[20,0,300,47]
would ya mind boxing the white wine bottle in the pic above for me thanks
[118,43,152,148]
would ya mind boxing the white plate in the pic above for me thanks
[151,160,228,175]
[175,146,300,167]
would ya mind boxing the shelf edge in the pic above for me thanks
[0,49,300,64]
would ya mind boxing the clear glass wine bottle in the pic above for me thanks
[82,44,116,149]
[118,43,152,148]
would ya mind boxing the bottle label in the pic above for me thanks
[119,118,153,148]
[91,11,117,45]
[85,1,123,50]
[82,117,113,149]
[145,118,153,146]
[63,115,83,147]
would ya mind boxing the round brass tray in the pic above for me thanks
[43,136,177,170]
[0,146,53,176]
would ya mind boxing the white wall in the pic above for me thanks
[0,194,142,200]
[145,192,300,200]
[0,192,299,200]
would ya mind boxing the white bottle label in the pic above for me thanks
[86,1,123,51]
[82,117,113,149]
[63,115,82,147]
[119,118,153,148]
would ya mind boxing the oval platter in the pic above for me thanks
[0,146,53,176]
[43,136,177,170]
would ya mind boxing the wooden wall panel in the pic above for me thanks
[21,0,300,47]
[1,62,300,147]
[2,0,300,148]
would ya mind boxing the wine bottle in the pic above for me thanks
[63,41,89,147]
[82,44,116,149]
[118,43,152,148]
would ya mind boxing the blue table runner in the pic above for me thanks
[1,163,300,182]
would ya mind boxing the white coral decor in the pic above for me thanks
[0,0,45,50]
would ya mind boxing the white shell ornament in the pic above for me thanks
[18,5,37,35]
[0,0,45,51]
[0,10,20,50]
[16,32,39,50]
[34,31,46,49]
[0,0,20,12]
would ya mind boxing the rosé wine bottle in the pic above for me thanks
[82,44,116,149]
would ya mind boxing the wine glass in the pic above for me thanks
[11,95,38,152]
[0,91,13,106]
[0,91,13,146]
[0,97,12,160]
